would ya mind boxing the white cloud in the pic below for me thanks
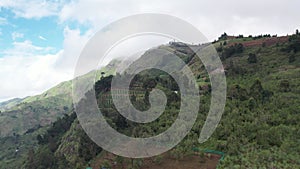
[58,0,300,41]
[0,50,69,102]
[54,27,93,72]
[2,40,53,57]
[0,0,63,19]
[38,35,47,41]
[1,0,299,39]
[11,32,24,40]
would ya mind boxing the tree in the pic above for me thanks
[279,80,290,92]
[101,71,105,79]
[250,79,263,100]
[37,134,45,144]
[247,53,257,63]
[26,148,36,169]
[143,78,157,89]
[78,128,102,162]
[216,46,223,52]
[235,43,244,53]
[228,84,248,101]
[35,147,57,169]
[289,54,296,63]
[248,97,256,110]
[222,43,244,59]
[296,29,299,35]
[48,136,57,152]
[219,32,228,40]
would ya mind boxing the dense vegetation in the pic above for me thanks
[214,32,300,168]
[0,31,299,169]
[25,112,102,169]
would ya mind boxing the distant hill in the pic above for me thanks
[0,58,133,138]
[0,98,24,111]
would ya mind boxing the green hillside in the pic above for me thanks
[1,32,300,169]
[0,59,122,138]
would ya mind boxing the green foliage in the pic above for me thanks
[25,146,70,169]
[289,53,296,63]
[218,32,228,41]
[282,34,300,53]
[101,160,111,169]
[247,97,256,110]
[279,80,290,92]
[228,84,248,101]
[78,129,102,162]
[115,156,125,166]
[153,155,163,164]
[24,112,102,169]
[247,53,257,63]
[37,113,76,147]
[221,43,244,59]
[216,46,223,52]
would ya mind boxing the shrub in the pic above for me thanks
[247,53,257,63]
[222,43,244,58]
[289,54,296,63]
[279,80,290,92]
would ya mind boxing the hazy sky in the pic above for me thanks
[0,0,299,101]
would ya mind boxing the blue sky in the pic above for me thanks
[0,0,95,102]
[0,0,299,102]
[0,9,62,55]
[0,6,92,56]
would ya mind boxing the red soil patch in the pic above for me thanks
[142,154,220,169]
[228,36,289,48]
